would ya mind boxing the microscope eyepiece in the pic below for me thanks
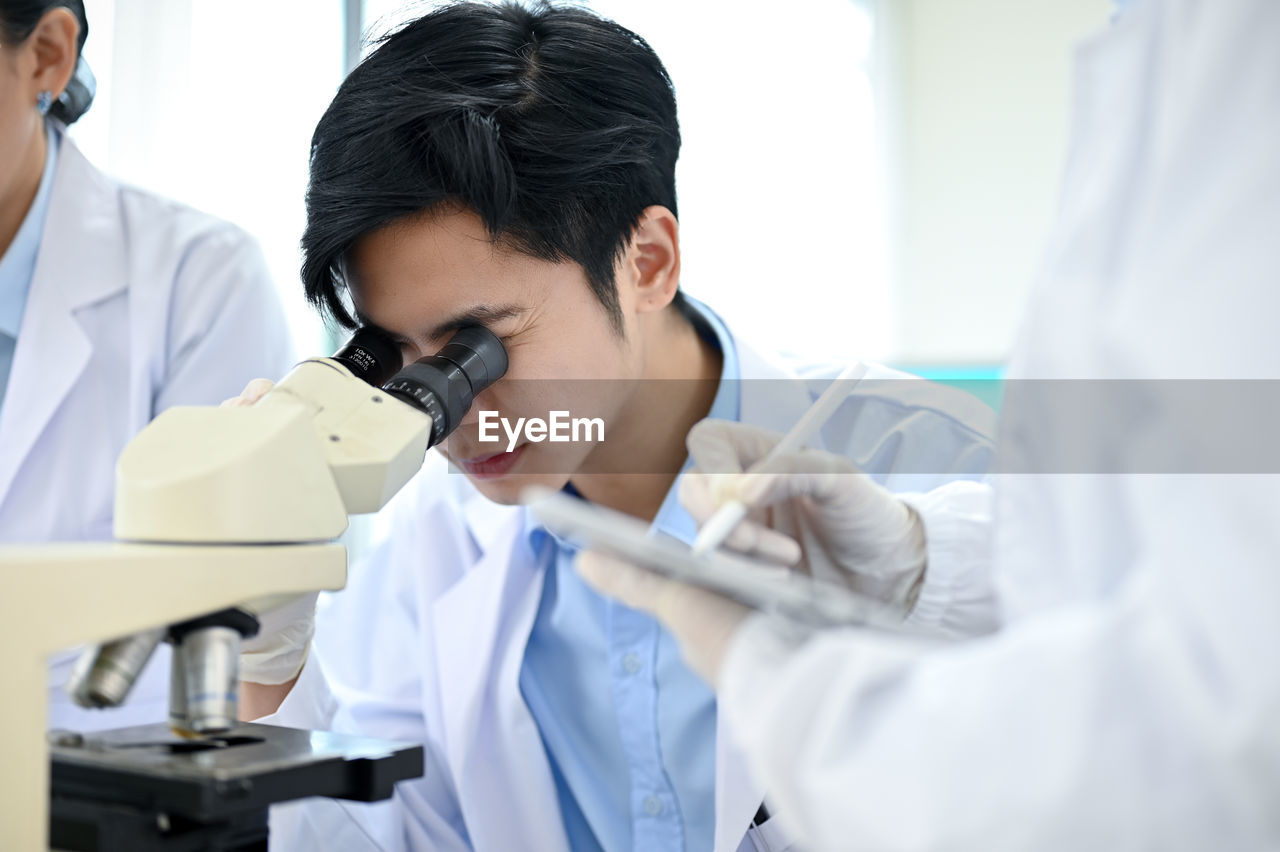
[382,326,509,447]
[434,326,510,390]
[331,326,404,387]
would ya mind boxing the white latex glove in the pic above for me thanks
[239,592,318,685]
[578,549,752,685]
[681,419,928,611]
[221,378,318,685]
[578,418,929,682]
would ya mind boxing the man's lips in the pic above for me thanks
[458,443,527,478]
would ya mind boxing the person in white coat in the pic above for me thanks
[231,4,1000,850]
[0,1,295,732]
[579,0,1280,848]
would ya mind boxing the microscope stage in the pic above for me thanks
[49,722,423,850]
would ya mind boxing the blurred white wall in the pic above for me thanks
[879,0,1110,364]
[588,0,889,364]
[365,0,889,364]
[69,0,346,357]
[368,0,1110,367]
[67,0,1110,368]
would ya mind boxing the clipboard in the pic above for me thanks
[525,486,904,629]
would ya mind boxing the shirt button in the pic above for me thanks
[643,795,663,816]
[621,652,643,675]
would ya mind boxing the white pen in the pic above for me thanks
[690,362,871,556]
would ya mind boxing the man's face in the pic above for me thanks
[350,206,644,504]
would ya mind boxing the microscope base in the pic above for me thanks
[48,722,423,851]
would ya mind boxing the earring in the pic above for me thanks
[36,90,53,115]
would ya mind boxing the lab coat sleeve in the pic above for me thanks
[260,654,474,852]
[152,224,296,412]
[719,474,1280,851]
[260,658,474,852]
[832,375,1002,639]
[261,478,476,852]
[900,481,1001,638]
[716,0,1280,831]
[258,657,415,852]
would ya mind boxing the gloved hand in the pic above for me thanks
[222,378,318,686]
[239,591,318,685]
[577,417,929,683]
[578,549,752,685]
[680,419,928,610]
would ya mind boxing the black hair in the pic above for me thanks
[0,0,93,124]
[302,0,686,331]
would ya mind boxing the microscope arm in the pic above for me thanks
[0,542,345,852]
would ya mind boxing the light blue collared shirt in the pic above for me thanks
[519,300,740,852]
[0,123,59,407]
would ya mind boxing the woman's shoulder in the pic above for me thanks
[115,180,258,258]
[58,134,262,263]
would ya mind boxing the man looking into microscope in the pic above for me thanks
[236,3,997,850]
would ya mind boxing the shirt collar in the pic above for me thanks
[0,123,60,337]
[651,296,739,543]
[527,295,742,552]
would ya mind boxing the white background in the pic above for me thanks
[70,0,1107,367]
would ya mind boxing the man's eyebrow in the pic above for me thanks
[423,304,526,341]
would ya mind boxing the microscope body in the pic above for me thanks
[0,360,430,849]
[0,359,425,850]
[66,356,435,736]
[0,326,506,851]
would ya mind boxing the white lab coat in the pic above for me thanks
[4,128,296,732]
[715,0,1280,849]
[263,339,998,852]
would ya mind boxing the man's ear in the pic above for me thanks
[621,205,681,314]
[28,8,80,104]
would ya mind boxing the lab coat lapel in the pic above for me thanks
[0,133,126,508]
[714,706,768,852]
[712,342,818,851]
[431,495,570,852]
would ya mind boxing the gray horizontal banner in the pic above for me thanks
[997,379,1280,474]
[435,378,1280,476]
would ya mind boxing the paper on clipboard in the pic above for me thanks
[524,487,906,629]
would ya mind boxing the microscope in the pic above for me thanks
[0,326,506,851]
